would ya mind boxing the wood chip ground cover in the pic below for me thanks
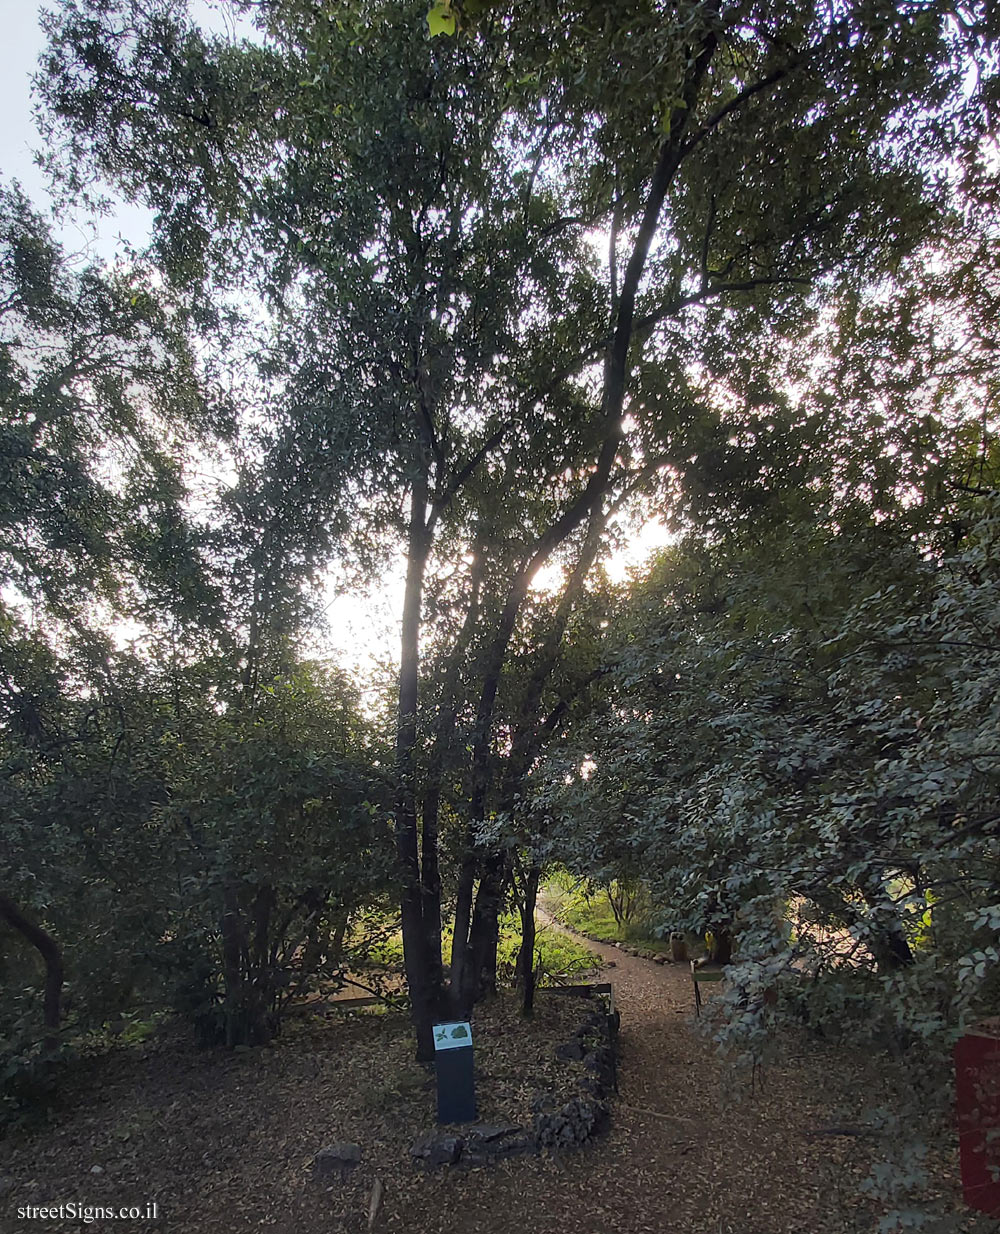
[0,931,985,1234]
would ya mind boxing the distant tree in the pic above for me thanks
[0,183,393,1061]
[0,180,220,1057]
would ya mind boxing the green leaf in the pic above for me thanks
[427,2,456,37]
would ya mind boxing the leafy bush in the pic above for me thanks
[0,650,394,1069]
[495,910,600,982]
[156,669,394,1045]
[537,498,1000,1221]
[544,871,669,950]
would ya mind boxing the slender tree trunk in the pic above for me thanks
[504,513,607,795]
[452,574,533,1011]
[453,505,613,1008]
[860,887,914,972]
[420,805,444,996]
[424,543,485,1001]
[449,847,476,1009]
[221,880,246,1047]
[480,903,501,1000]
[251,884,276,1040]
[0,892,64,1049]
[449,40,721,1015]
[395,475,436,1060]
[518,865,541,1017]
[458,856,505,1014]
[451,518,610,1008]
[330,908,348,965]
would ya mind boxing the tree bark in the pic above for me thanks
[0,892,64,1049]
[503,511,607,803]
[423,542,486,1001]
[517,865,541,1017]
[449,847,476,1008]
[395,473,436,1060]
[457,855,505,1015]
[221,880,246,1047]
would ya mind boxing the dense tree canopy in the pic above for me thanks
[0,183,392,1064]
[0,13,997,1210]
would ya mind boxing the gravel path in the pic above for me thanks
[393,914,884,1234]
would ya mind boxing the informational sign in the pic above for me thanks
[433,1021,476,1123]
[433,1022,472,1051]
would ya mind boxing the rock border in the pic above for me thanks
[409,988,619,1169]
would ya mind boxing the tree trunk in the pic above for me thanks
[459,856,505,1014]
[480,913,500,1000]
[419,805,444,997]
[0,892,64,1050]
[424,542,485,1003]
[395,475,436,1060]
[876,928,915,971]
[447,53,719,1019]
[449,847,476,1011]
[707,924,733,965]
[518,865,541,1017]
[221,880,247,1047]
[331,910,348,964]
[250,884,276,1041]
[861,888,914,973]
[503,512,608,800]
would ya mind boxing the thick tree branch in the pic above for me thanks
[681,62,797,158]
[0,893,64,1046]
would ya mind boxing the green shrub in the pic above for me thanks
[544,872,669,951]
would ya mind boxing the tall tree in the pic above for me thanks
[37,0,997,1053]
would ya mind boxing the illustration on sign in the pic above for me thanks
[433,1021,473,1050]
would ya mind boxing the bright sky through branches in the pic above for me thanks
[320,517,675,678]
[3,0,676,679]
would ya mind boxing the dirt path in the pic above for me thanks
[393,915,883,1234]
[0,917,917,1234]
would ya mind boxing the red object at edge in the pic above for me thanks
[955,1020,1000,1217]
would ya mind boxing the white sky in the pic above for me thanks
[0,0,154,257]
[3,0,675,677]
[321,514,674,676]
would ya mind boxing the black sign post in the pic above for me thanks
[433,1021,476,1124]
